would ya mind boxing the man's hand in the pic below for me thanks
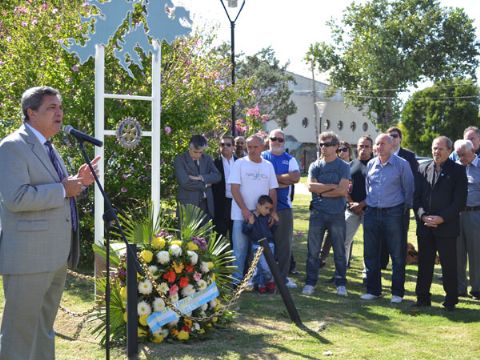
[248,214,255,224]
[270,211,279,224]
[62,177,84,198]
[349,202,364,215]
[422,215,444,228]
[242,208,252,221]
[77,155,101,186]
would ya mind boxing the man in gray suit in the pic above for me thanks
[0,86,99,360]
[174,135,221,219]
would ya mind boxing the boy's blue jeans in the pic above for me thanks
[251,242,275,286]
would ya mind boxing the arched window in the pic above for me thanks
[337,120,343,130]
[302,117,309,128]
[362,122,368,131]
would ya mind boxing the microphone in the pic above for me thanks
[64,125,103,147]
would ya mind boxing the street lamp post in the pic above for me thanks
[220,0,246,136]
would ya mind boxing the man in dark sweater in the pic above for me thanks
[242,195,277,293]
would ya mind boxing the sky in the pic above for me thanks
[175,0,480,83]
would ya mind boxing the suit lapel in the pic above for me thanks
[22,125,60,182]
[426,161,435,187]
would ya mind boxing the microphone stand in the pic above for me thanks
[75,140,143,360]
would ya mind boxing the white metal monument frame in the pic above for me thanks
[94,41,161,248]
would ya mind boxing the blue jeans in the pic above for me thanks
[363,204,406,297]
[305,209,346,287]
[252,242,275,286]
[232,220,250,284]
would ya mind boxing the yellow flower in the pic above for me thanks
[139,314,149,326]
[152,236,166,250]
[207,261,214,270]
[198,328,206,334]
[172,261,184,274]
[170,240,182,247]
[152,334,164,343]
[186,241,199,251]
[184,318,193,328]
[120,286,127,301]
[211,274,216,281]
[138,327,148,337]
[140,250,154,263]
[177,330,190,341]
[212,317,218,323]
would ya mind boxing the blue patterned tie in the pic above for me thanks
[44,141,78,231]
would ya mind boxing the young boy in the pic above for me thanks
[242,195,277,293]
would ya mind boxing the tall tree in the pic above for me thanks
[401,78,479,156]
[307,0,479,129]
[236,47,297,129]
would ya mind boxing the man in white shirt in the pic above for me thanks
[228,135,278,285]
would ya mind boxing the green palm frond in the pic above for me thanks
[207,232,236,295]
[177,204,215,240]
[89,278,126,345]
[92,243,121,268]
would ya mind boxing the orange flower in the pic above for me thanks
[162,271,176,283]
[179,276,189,288]
[172,261,184,274]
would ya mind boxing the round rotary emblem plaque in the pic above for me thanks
[116,117,142,149]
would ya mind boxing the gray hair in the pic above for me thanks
[269,128,284,137]
[318,131,339,145]
[376,133,393,144]
[433,136,453,150]
[454,139,474,152]
[463,126,480,137]
[246,134,264,145]
[22,86,61,122]
[189,135,208,150]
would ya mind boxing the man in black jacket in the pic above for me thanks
[212,135,236,243]
[414,136,467,311]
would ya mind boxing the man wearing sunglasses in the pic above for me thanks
[303,132,351,296]
[262,129,300,289]
[212,135,237,244]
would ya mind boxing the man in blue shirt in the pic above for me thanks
[454,139,480,300]
[302,131,351,297]
[361,133,414,303]
[262,129,300,288]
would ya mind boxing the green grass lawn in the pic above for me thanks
[1,185,479,359]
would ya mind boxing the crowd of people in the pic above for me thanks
[175,125,480,312]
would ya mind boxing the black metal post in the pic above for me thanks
[127,243,138,358]
[230,20,236,137]
[258,238,302,326]
[220,0,246,137]
[75,140,143,360]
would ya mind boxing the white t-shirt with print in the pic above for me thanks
[228,157,279,220]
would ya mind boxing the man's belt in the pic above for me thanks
[464,205,480,212]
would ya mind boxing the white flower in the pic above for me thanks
[158,282,169,294]
[137,301,152,316]
[153,297,165,312]
[170,244,182,257]
[148,265,159,279]
[196,279,207,290]
[209,299,217,309]
[138,279,153,295]
[187,250,198,265]
[156,250,170,264]
[170,293,179,303]
[181,284,196,297]
[200,261,210,273]
[201,303,208,311]
[193,322,200,331]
